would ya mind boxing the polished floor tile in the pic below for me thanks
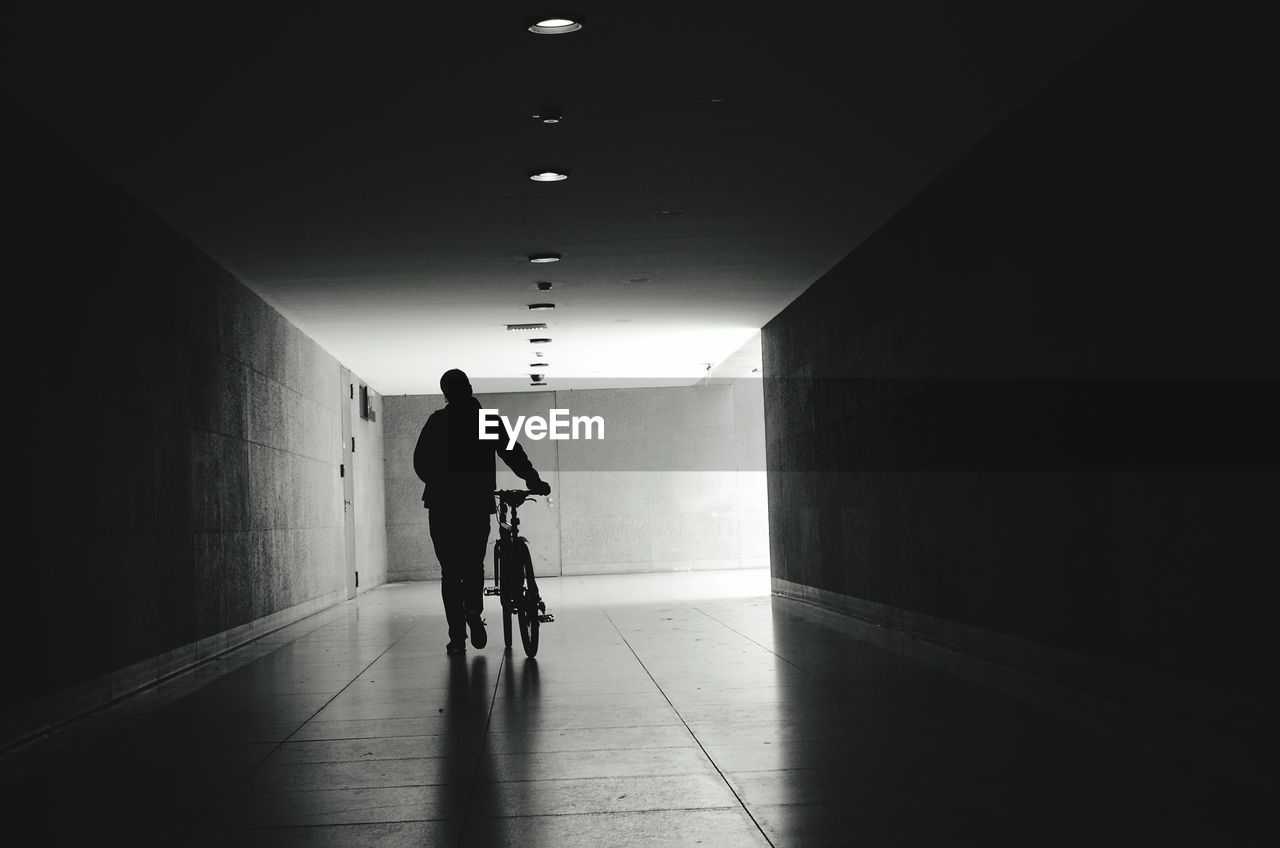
[3,570,1267,845]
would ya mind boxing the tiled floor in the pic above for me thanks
[2,570,1268,845]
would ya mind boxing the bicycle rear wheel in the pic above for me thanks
[512,540,540,657]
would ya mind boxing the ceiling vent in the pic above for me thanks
[507,322,547,331]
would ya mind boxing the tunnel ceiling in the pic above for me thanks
[4,0,1138,394]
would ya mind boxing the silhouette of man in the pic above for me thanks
[414,369,551,655]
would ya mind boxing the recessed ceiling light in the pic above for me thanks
[628,277,650,283]
[532,112,562,124]
[529,363,550,368]
[529,171,569,182]
[529,253,561,263]
[530,373,545,381]
[533,351,545,358]
[654,209,686,218]
[529,338,552,344]
[507,323,548,331]
[528,18,581,34]
[528,303,555,310]
[531,381,548,386]
[536,281,553,291]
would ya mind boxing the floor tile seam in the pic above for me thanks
[286,731,487,743]
[251,753,480,773]
[482,720,687,730]
[242,767,732,795]
[236,779,475,795]
[170,615,433,841]
[270,743,701,764]
[199,804,745,832]
[462,803,744,820]
[280,731,484,743]
[688,603,923,738]
[47,805,750,836]
[598,607,778,848]
[465,768,728,785]
[180,818,469,835]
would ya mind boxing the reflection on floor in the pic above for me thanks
[2,570,1267,845]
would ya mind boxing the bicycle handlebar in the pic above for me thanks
[495,489,537,508]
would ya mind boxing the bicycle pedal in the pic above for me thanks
[482,587,500,596]
[537,613,555,623]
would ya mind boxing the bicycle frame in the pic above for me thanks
[484,489,554,655]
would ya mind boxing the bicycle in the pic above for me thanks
[483,489,555,656]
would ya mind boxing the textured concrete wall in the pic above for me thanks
[761,0,1277,714]
[189,279,347,631]
[383,393,445,582]
[383,380,767,579]
[556,383,767,575]
[6,101,386,744]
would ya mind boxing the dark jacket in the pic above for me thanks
[413,396,542,513]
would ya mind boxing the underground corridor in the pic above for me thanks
[4,1,1276,845]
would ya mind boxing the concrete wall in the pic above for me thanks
[5,101,387,746]
[761,0,1277,738]
[383,380,767,579]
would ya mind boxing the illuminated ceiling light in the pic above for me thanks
[529,363,550,367]
[528,303,555,310]
[507,323,548,331]
[528,253,561,263]
[529,338,552,344]
[528,18,581,34]
[532,111,562,124]
[529,171,569,182]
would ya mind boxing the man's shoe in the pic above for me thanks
[446,641,466,655]
[466,611,488,649]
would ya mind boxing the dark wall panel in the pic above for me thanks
[762,0,1278,709]
[5,99,379,740]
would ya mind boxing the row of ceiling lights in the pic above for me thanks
[517,16,581,387]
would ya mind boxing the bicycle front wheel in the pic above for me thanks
[518,606,539,657]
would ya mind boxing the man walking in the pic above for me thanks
[414,369,551,654]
